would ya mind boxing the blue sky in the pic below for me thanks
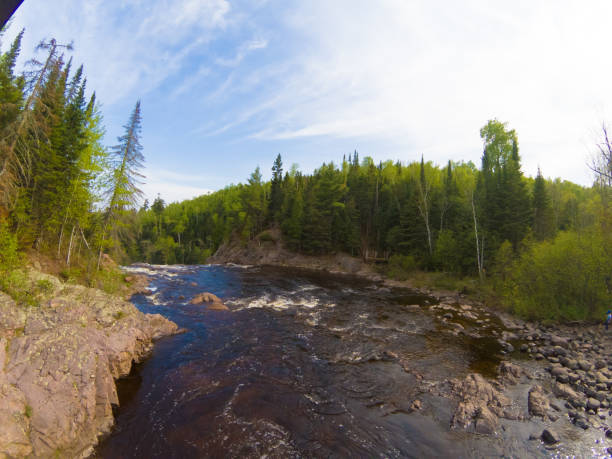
[4,0,612,202]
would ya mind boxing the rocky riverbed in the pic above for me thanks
[0,270,179,458]
[90,263,611,457]
[422,296,612,455]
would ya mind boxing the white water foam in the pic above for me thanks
[227,293,334,313]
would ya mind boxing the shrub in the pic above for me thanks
[0,219,21,273]
[93,267,126,294]
[258,230,276,243]
[387,254,418,280]
[498,229,610,321]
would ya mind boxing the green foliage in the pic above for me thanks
[386,254,418,280]
[35,279,54,295]
[92,267,125,295]
[258,230,276,243]
[533,168,554,240]
[24,404,32,418]
[59,267,83,283]
[498,230,610,321]
[113,310,125,320]
[0,219,20,271]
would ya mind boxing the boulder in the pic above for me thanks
[190,292,230,311]
[560,357,578,370]
[553,382,585,408]
[499,362,524,385]
[587,398,601,410]
[453,400,498,435]
[541,428,559,444]
[550,335,569,346]
[450,373,514,435]
[528,386,549,418]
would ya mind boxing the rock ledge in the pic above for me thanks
[0,271,179,458]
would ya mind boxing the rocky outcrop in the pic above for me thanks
[450,372,517,435]
[0,272,179,458]
[209,228,381,280]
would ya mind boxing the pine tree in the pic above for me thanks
[268,153,283,221]
[242,166,266,238]
[99,100,144,267]
[0,30,25,208]
[532,167,553,240]
[479,120,531,256]
[1,38,72,209]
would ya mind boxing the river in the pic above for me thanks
[94,264,600,458]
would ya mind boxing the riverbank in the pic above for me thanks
[0,269,179,457]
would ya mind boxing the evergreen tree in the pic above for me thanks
[242,166,266,238]
[268,153,283,221]
[532,167,553,240]
[0,30,25,208]
[99,100,144,266]
[479,119,531,258]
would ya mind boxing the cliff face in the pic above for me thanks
[208,228,380,279]
[0,271,178,458]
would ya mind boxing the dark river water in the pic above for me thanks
[94,264,595,458]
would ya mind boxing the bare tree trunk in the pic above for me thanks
[79,224,91,251]
[417,183,433,256]
[471,191,484,279]
[97,247,103,271]
[57,224,65,259]
[66,225,76,266]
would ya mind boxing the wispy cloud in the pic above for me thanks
[7,0,231,104]
[195,0,612,184]
[142,168,213,203]
[216,37,268,67]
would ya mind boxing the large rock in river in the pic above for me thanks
[190,292,229,311]
[528,385,549,418]
[0,275,179,458]
[450,373,515,435]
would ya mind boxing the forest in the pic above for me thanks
[1,30,611,322]
[0,30,144,296]
[120,122,612,322]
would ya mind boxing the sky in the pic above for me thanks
[4,0,612,203]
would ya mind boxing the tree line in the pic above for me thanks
[122,119,612,321]
[0,30,144,288]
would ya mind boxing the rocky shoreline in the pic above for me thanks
[0,271,179,458]
[427,296,612,454]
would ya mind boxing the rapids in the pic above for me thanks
[94,264,599,458]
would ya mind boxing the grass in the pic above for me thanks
[91,267,127,295]
[24,404,32,418]
[113,310,126,320]
[378,261,502,306]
